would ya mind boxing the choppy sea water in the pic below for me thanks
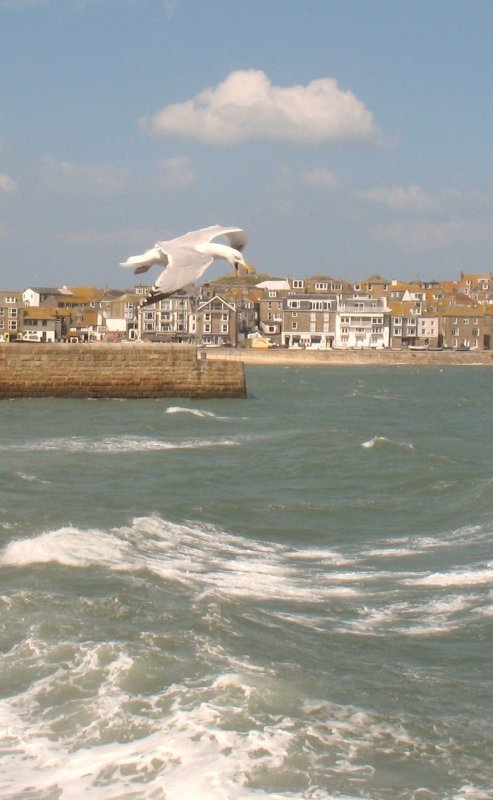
[1,365,492,800]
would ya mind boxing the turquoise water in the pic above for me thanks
[1,366,492,799]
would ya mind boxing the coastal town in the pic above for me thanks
[1,269,493,352]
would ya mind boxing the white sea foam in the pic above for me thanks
[0,435,241,453]
[166,405,219,417]
[165,406,248,421]
[0,528,134,570]
[0,617,437,800]
[365,546,418,558]
[0,518,367,606]
[382,525,487,554]
[15,471,51,484]
[361,436,414,449]
[338,592,480,638]
[404,567,493,588]
[286,548,356,566]
[0,638,368,800]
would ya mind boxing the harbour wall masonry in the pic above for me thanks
[0,344,247,399]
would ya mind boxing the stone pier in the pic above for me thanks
[0,344,246,399]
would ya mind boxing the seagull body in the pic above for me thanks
[120,225,250,306]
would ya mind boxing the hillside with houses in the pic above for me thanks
[1,271,493,351]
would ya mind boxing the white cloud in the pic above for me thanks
[359,184,438,212]
[42,157,129,193]
[302,168,337,188]
[0,0,44,7]
[374,219,493,250]
[56,227,152,249]
[142,69,379,145]
[155,155,194,187]
[162,0,177,16]
[0,172,17,192]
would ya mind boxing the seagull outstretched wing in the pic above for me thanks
[119,225,248,303]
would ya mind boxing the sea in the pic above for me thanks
[0,365,492,800]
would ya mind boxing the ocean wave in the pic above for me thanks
[165,405,244,421]
[2,514,493,797]
[14,471,51,484]
[366,525,489,558]
[404,567,493,588]
[0,629,463,800]
[361,436,415,449]
[166,405,221,418]
[0,435,241,453]
[0,527,134,570]
[337,593,478,638]
[0,518,373,605]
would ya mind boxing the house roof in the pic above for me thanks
[440,304,483,317]
[362,273,391,284]
[256,280,291,290]
[23,307,59,320]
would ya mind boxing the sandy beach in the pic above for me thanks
[203,347,493,367]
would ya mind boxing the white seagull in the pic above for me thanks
[120,225,252,306]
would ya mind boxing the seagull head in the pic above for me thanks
[230,248,246,273]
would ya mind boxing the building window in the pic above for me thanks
[292,322,298,330]
[292,280,304,289]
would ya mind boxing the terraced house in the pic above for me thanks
[0,291,24,341]
[440,306,491,350]
[2,269,493,350]
[282,294,337,348]
[195,295,237,346]
[335,296,390,349]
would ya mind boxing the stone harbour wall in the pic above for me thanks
[0,344,246,399]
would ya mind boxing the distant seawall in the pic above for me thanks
[0,344,246,399]
[206,347,493,367]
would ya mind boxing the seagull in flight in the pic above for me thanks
[120,225,252,306]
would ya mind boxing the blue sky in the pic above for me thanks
[1,0,492,288]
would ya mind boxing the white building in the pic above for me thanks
[335,296,390,349]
